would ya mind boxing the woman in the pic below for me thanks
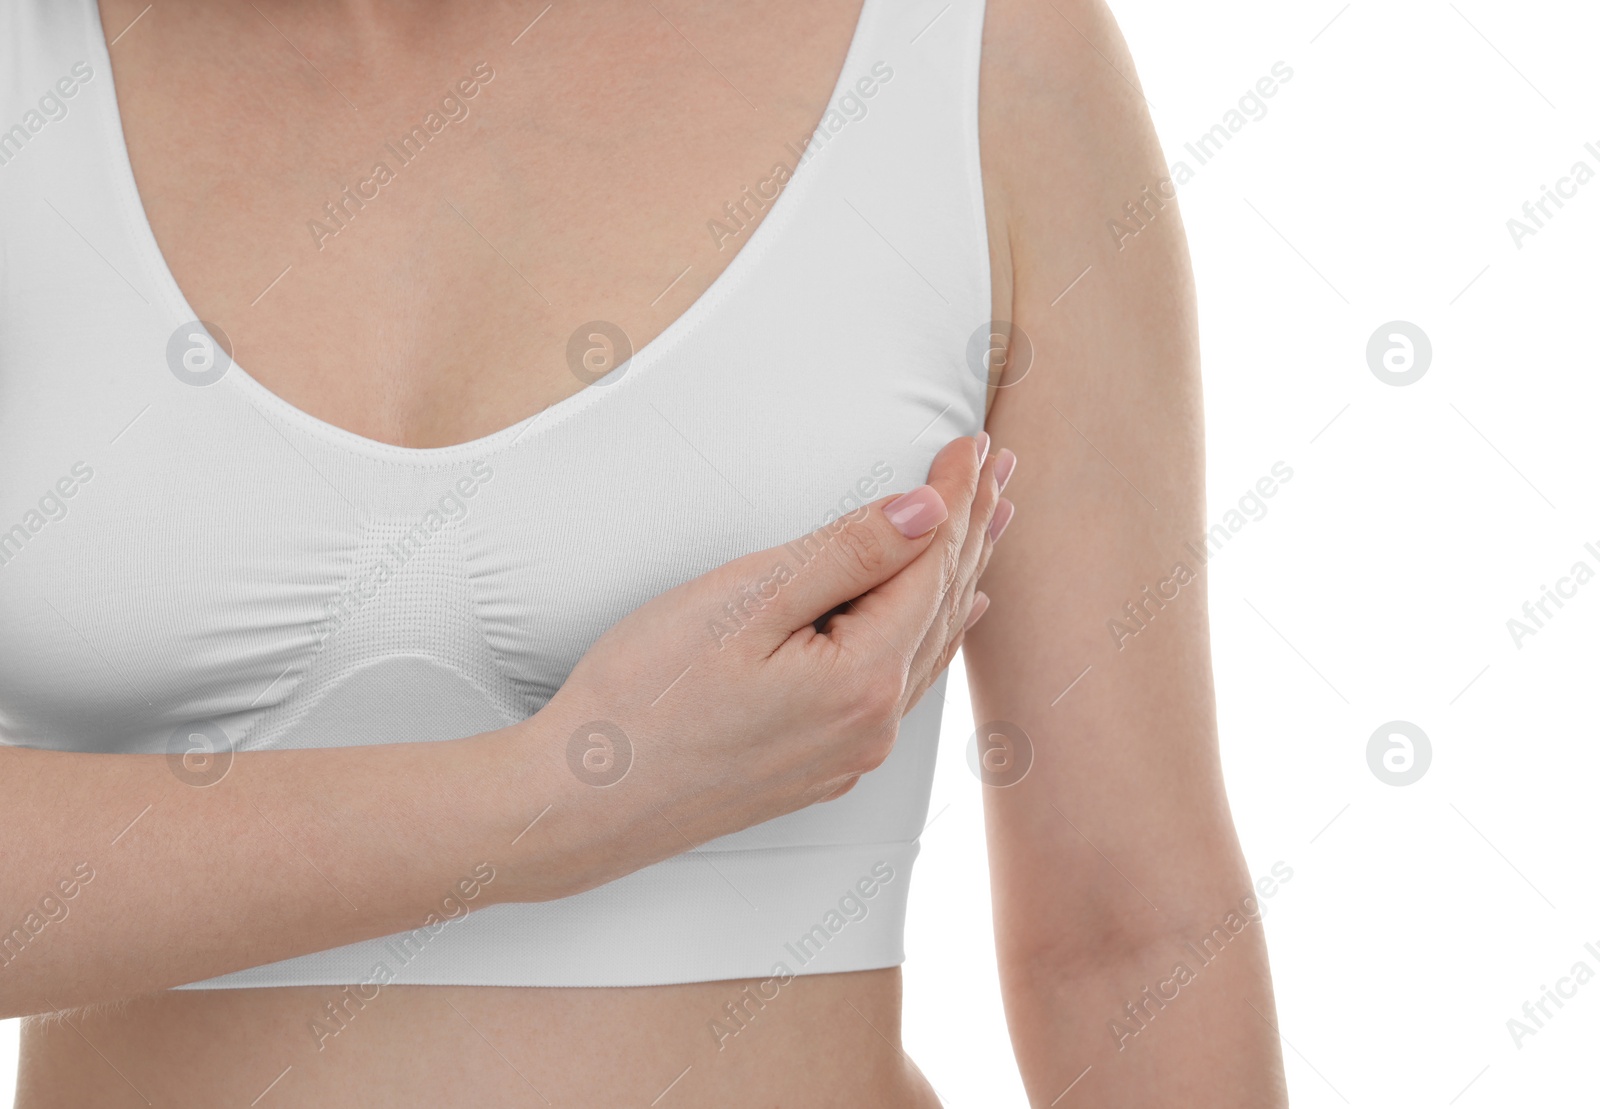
[0,0,1287,1103]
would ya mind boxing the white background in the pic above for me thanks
[5,1,1597,1106]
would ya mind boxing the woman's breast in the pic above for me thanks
[0,203,984,763]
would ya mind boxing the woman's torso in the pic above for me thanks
[1,0,1005,1102]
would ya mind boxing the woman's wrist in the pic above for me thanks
[470,703,650,908]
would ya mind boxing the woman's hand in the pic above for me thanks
[520,433,1016,898]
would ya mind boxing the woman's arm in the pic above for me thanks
[968,0,1288,1102]
[0,728,545,1018]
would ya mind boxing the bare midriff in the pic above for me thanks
[18,971,943,1106]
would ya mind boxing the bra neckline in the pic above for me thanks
[84,0,880,465]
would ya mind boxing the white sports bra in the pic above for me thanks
[0,0,991,988]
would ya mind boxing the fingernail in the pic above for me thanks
[964,591,991,630]
[988,498,1014,543]
[995,449,1017,493]
[974,432,991,467]
[884,485,948,538]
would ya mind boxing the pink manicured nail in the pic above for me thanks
[994,449,1017,493]
[963,591,991,630]
[974,432,991,467]
[884,485,948,537]
[988,498,1014,543]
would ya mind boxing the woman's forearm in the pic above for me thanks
[0,724,554,1018]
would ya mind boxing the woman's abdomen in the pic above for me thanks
[17,971,942,1107]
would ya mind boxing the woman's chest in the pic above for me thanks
[99,0,871,450]
[1,0,993,754]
